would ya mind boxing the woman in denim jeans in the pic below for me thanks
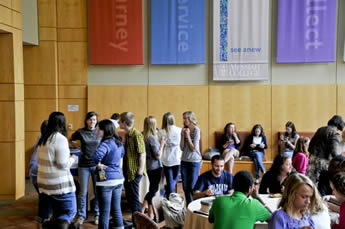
[71,112,101,225]
[37,112,77,228]
[93,119,125,229]
[158,112,182,199]
[244,124,267,185]
[180,111,201,205]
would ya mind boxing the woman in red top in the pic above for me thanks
[330,172,345,229]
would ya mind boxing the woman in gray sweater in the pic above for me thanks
[142,116,165,219]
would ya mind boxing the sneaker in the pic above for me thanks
[255,179,260,185]
[94,216,99,225]
[76,217,84,225]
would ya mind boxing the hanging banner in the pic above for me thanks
[151,0,205,64]
[277,0,336,63]
[213,0,269,81]
[89,0,143,65]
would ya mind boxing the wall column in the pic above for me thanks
[0,0,25,200]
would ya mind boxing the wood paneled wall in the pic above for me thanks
[23,0,88,177]
[209,85,272,159]
[272,85,337,156]
[88,86,148,130]
[0,0,25,200]
[24,0,59,179]
[57,0,87,138]
[88,84,342,162]
[148,86,209,151]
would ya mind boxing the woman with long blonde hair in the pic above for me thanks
[142,116,165,219]
[180,111,201,205]
[158,112,182,198]
[269,173,316,228]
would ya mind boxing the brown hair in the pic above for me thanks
[331,172,345,196]
[162,112,175,137]
[293,136,310,158]
[120,112,134,127]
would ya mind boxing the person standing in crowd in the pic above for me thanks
[259,154,292,194]
[209,170,271,229]
[318,155,345,196]
[119,112,146,225]
[110,113,120,129]
[292,136,310,175]
[142,116,165,219]
[93,120,125,229]
[218,122,241,174]
[71,111,101,225]
[180,111,202,205]
[158,112,182,198]
[244,124,267,185]
[279,121,299,158]
[29,120,51,223]
[193,155,233,199]
[37,112,77,228]
[268,173,316,229]
[307,115,344,184]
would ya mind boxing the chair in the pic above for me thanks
[151,195,166,227]
[134,211,159,229]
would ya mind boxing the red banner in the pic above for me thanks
[89,0,143,65]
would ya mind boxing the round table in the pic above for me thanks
[184,194,281,229]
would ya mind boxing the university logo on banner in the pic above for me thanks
[89,0,143,65]
[277,0,337,63]
[151,0,205,64]
[213,0,270,81]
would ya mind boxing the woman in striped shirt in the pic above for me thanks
[37,112,77,227]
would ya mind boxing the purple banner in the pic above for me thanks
[277,0,336,63]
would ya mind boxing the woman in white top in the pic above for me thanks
[159,112,182,198]
[180,111,201,205]
[37,112,77,227]
[311,187,331,229]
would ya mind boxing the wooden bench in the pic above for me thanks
[201,131,272,176]
[214,131,251,156]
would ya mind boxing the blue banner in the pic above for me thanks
[151,0,205,64]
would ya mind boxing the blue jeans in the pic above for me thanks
[248,151,266,179]
[40,192,76,223]
[284,150,293,158]
[78,166,99,219]
[181,161,201,205]
[38,192,53,222]
[33,183,53,221]
[163,165,180,198]
[97,184,123,229]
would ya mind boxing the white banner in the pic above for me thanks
[213,0,270,81]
